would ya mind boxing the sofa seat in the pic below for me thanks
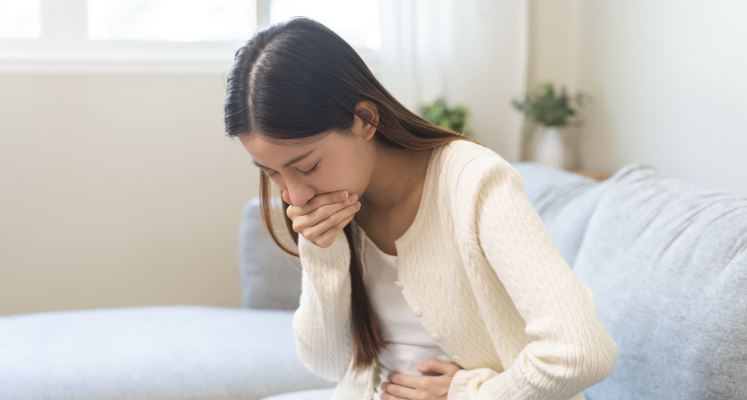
[261,388,336,400]
[0,305,336,400]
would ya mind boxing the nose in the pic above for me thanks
[283,184,315,208]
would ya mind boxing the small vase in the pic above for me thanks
[533,126,574,170]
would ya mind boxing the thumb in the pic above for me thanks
[415,358,460,375]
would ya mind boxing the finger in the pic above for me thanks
[381,393,407,400]
[306,205,357,244]
[311,213,355,248]
[302,194,359,229]
[381,382,418,400]
[416,358,461,375]
[300,190,348,216]
[283,191,296,220]
[286,190,347,219]
[387,372,424,390]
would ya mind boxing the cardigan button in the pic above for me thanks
[412,307,422,316]
[394,281,403,289]
[452,355,461,363]
[431,333,441,341]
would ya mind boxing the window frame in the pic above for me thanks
[0,0,380,74]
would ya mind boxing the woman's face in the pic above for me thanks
[239,117,376,209]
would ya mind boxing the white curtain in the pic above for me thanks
[376,0,528,161]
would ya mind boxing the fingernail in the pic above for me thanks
[339,191,348,199]
[349,194,358,202]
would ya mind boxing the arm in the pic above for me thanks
[292,229,354,382]
[448,155,618,400]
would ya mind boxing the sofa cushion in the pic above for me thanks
[240,197,302,310]
[512,161,611,267]
[571,162,747,400]
[261,388,336,400]
[0,306,335,400]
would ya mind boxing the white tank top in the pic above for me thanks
[360,232,454,400]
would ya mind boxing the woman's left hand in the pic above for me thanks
[380,358,461,400]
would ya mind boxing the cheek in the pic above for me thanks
[319,160,362,196]
[315,170,348,193]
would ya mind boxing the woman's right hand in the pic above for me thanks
[283,190,361,248]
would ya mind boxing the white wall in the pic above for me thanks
[377,0,527,161]
[1,1,529,315]
[529,0,747,196]
[5,0,745,315]
[442,0,527,161]
[0,73,258,315]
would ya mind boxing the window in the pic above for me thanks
[270,0,380,50]
[87,0,256,42]
[0,0,41,39]
[0,0,380,73]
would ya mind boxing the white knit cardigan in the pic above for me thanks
[292,139,618,400]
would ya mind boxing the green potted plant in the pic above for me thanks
[418,96,473,138]
[511,81,591,169]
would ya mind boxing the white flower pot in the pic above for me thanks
[533,126,574,170]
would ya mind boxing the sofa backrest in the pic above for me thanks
[239,197,302,310]
[512,161,611,267]
[571,162,747,400]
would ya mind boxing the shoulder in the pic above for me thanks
[439,139,522,198]
[438,139,497,168]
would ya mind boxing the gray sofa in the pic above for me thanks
[1,161,744,400]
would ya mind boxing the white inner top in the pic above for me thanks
[360,232,453,400]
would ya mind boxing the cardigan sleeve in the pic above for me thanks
[447,154,618,400]
[292,229,355,382]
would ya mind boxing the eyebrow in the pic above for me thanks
[251,149,316,171]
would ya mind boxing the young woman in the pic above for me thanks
[224,17,618,400]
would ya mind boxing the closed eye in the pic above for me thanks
[300,161,320,176]
[267,161,319,178]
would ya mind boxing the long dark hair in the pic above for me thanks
[224,16,486,374]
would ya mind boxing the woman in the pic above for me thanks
[224,17,618,400]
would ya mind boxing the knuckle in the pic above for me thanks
[305,206,318,219]
[421,377,433,387]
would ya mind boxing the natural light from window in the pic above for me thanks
[88,0,257,41]
[0,0,381,72]
[0,0,41,39]
[270,0,380,49]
